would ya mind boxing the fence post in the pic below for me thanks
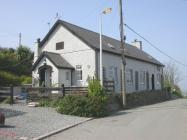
[10,86,13,105]
[61,84,65,96]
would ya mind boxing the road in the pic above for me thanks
[45,99,187,140]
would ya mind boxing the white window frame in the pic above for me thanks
[140,71,146,85]
[65,71,70,81]
[108,66,114,80]
[126,69,133,85]
[76,65,82,81]
[103,67,107,81]
[157,73,160,84]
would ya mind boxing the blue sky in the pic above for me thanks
[0,0,186,92]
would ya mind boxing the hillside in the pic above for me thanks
[0,46,33,86]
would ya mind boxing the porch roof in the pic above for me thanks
[32,51,74,70]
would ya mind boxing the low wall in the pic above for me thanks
[106,90,171,112]
[126,90,170,108]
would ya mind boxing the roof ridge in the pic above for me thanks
[59,20,121,42]
[39,20,163,66]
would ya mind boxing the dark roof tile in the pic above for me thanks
[40,20,163,66]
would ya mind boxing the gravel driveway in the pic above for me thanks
[0,104,90,140]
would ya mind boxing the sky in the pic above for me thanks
[0,0,186,92]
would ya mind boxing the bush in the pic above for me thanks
[1,97,12,104]
[56,95,108,117]
[170,85,183,98]
[88,78,105,97]
[50,97,64,108]
[86,96,108,117]
[0,70,21,86]
[38,97,64,108]
[20,76,32,84]
[39,78,109,117]
[39,98,52,107]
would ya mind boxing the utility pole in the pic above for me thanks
[119,0,126,107]
[19,32,22,48]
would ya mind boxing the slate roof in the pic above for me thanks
[32,51,74,70]
[39,20,163,66]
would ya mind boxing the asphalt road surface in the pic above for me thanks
[46,99,187,140]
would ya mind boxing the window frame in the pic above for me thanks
[126,69,133,85]
[65,71,70,81]
[56,42,64,50]
[140,71,146,85]
[76,65,82,81]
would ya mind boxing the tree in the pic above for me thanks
[163,61,181,89]
[0,46,33,86]
[16,46,33,61]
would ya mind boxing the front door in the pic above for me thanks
[39,65,52,87]
[151,74,155,90]
[146,72,149,90]
[135,71,139,91]
[40,69,45,86]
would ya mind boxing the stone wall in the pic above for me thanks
[106,90,171,112]
[126,90,170,108]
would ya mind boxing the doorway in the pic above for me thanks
[151,74,155,90]
[146,72,149,90]
[135,71,139,91]
[39,65,52,87]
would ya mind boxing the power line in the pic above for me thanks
[124,23,187,67]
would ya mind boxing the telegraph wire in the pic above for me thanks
[124,23,187,67]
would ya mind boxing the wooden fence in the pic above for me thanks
[0,81,115,103]
[26,86,88,101]
[26,81,114,101]
[0,86,13,104]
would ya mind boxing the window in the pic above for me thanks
[114,67,118,84]
[76,65,82,80]
[108,66,113,80]
[103,67,107,81]
[146,71,149,90]
[56,42,64,50]
[140,71,146,84]
[126,69,133,84]
[66,72,70,81]
[157,73,160,84]
[135,71,139,90]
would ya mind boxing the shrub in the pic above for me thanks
[0,70,21,86]
[39,78,109,117]
[56,95,108,117]
[171,86,183,98]
[86,96,108,117]
[1,97,12,104]
[50,97,64,108]
[88,78,105,97]
[20,76,32,84]
[56,96,88,116]
[39,98,52,107]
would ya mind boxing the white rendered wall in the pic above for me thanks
[32,57,59,87]
[58,69,72,87]
[97,51,163,93]
[39,25,96,86]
